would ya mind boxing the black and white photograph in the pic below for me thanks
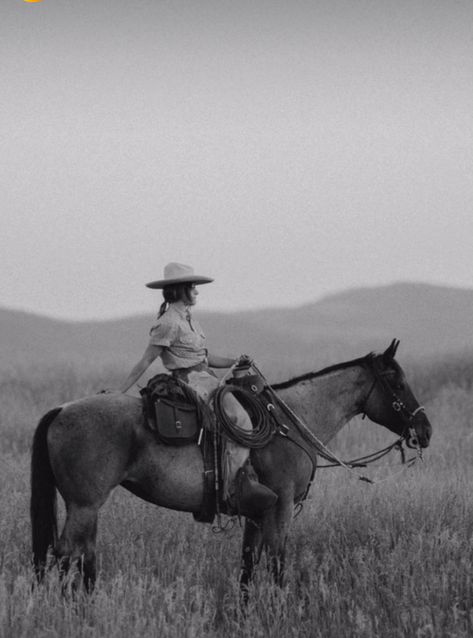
[1,1,472,636]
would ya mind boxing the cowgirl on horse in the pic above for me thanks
[116,262,278,517]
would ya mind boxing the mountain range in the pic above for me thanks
[2,282,472,380]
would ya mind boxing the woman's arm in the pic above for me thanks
[118,344,163,392]
[207,352,237,369]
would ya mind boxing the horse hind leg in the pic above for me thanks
[55,504,98,593]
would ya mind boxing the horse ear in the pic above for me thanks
[383,338,400,361]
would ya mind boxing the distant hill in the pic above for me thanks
[1,282,472,380]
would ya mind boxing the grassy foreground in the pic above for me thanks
[0,355,472,637]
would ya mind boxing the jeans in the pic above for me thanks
[186,369,252,499]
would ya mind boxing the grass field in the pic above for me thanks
[1,353,473,637]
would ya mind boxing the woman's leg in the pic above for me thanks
[186,370,277,516]
[219,392,251,499]
[186,371,250,493]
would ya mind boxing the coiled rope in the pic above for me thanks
[212,384,275,448]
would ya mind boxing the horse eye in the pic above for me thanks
[397,382,405,391]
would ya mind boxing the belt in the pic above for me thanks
[171,362,216,382]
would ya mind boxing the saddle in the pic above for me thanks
[140,372,278,524]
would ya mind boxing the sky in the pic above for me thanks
[1,0,473,320]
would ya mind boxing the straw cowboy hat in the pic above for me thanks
[145,263,214,289]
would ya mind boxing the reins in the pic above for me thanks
[316,438,407,469]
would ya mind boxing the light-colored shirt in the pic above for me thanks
[148,304,207,370]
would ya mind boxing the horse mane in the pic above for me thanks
[272,353,375,390]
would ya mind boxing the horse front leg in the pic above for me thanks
[239,518,264,604]
[261,495,294,588]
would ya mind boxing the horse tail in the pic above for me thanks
[30,407,62,578]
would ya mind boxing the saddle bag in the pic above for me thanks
[154,397,199,445]
[141,373,202,446]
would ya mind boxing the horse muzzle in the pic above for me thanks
[406,409,432,449]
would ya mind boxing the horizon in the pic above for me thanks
[1,278,470,324]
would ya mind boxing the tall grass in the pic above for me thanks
[1,352,472,637]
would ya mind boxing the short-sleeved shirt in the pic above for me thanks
[148,304,207,370]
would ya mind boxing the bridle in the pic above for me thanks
[361,354,426,446]
[231,358,427,517]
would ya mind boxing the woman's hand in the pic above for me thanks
[236,354,253,367]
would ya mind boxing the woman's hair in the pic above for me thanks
[158,283,194,317]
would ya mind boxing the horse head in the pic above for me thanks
[361,339,432,449]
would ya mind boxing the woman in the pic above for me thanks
[118,262,277,517]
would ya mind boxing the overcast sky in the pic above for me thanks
[2,0,472,320]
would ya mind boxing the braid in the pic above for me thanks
[158,301,168,318]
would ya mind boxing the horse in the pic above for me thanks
[30,339,432,595]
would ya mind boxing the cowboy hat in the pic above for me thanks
[145,262,214,289]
